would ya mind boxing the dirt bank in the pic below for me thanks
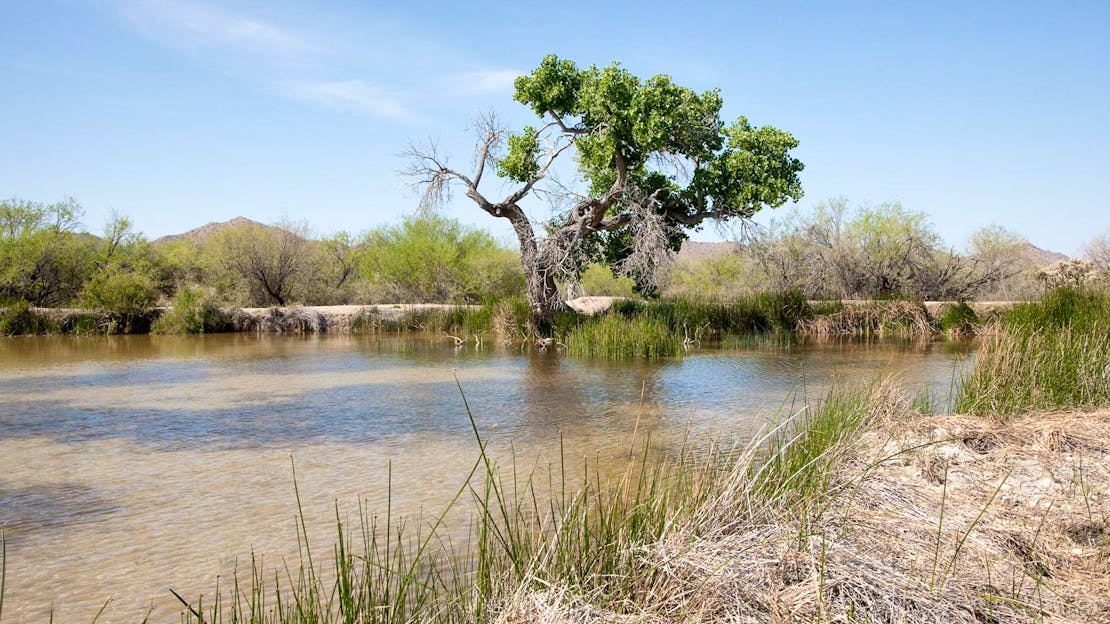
[501,408,1110,623]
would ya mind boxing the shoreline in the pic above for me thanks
[2,297,1021,337]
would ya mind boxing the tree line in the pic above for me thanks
[662,198,1109,302]
[3,196,1107,326]
[0,198,524,317]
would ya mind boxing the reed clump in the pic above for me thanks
[564,314,683,358]
[957,288,1110,419]
[798,299,937,338]
[937,300,979,338]
[611,291,812,338]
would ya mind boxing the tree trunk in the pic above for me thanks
[508,212,564,335]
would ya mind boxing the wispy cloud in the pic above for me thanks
[104,0,517,124]
[284,80,418,121]
[449,69,522,95]
[113,0,318,59]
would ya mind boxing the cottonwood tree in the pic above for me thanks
[406,55,803,329]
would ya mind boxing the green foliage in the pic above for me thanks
[565,314,682,358]
[361,215,524,303]
[208,220,311,306]
[496,126,541,182]
[578,263,637,297]
[958,288,1110,418]
[938,301,979,335]
[82,266,158,317]
[0,300,57,335]
[81,265,159,332]
[151,286,230,334]
[0,197,98,306]
[661,251,765,300]
[308,230,365,305]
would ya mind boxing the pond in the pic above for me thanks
[0,334,971,622]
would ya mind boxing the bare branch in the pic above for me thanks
[471,111,505,187]
[400,139,475,217]
[614,193,678,292]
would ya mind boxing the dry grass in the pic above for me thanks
[799,301,937,338]
[495,401,1110,623]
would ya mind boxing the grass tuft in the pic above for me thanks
[957,288,1110,419]
[565,314,682,358]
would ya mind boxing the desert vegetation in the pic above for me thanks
[3,195,1105,346]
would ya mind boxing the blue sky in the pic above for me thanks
[2,0,1107,254]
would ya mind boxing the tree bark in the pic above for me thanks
[506,209,563,333]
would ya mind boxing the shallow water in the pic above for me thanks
[0,333,971,622]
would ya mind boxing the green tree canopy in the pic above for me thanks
[360,215,523,303]
[407,55,803,324]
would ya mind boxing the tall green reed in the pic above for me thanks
[957,287,1110,418]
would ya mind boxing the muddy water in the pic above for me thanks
[0,334,971,622]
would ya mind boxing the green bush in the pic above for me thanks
[360,216,524,303]
[578,263,637,297]
[81,265,159,332]
[0,299,57,335]
[151,286,231,334]
[938,301,978,336]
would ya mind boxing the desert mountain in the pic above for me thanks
[153,217,297,244]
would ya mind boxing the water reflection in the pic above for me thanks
[0,333,971,622]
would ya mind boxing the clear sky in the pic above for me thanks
[2,0,1108,254]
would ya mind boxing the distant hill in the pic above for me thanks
[1017,242,1067,267]
[676,240,740,262]
[153,217,294,244]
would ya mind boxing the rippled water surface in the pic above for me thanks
[0,333,971,622]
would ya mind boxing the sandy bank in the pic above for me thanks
[501,407,1110,622]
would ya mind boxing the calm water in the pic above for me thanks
[0,334,971,622]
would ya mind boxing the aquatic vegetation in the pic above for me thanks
[154,380,1110,623]
[564,314,683,358]
[798,299,937,338]
[937,300,979,337]
[957,287,1110,419]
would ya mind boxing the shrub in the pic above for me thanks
[151,286,231,334]
[0,299,57,335]
[81,265,159,332]
[360,216,524,303]
[578,263,637,297]
[937,301,978,337]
